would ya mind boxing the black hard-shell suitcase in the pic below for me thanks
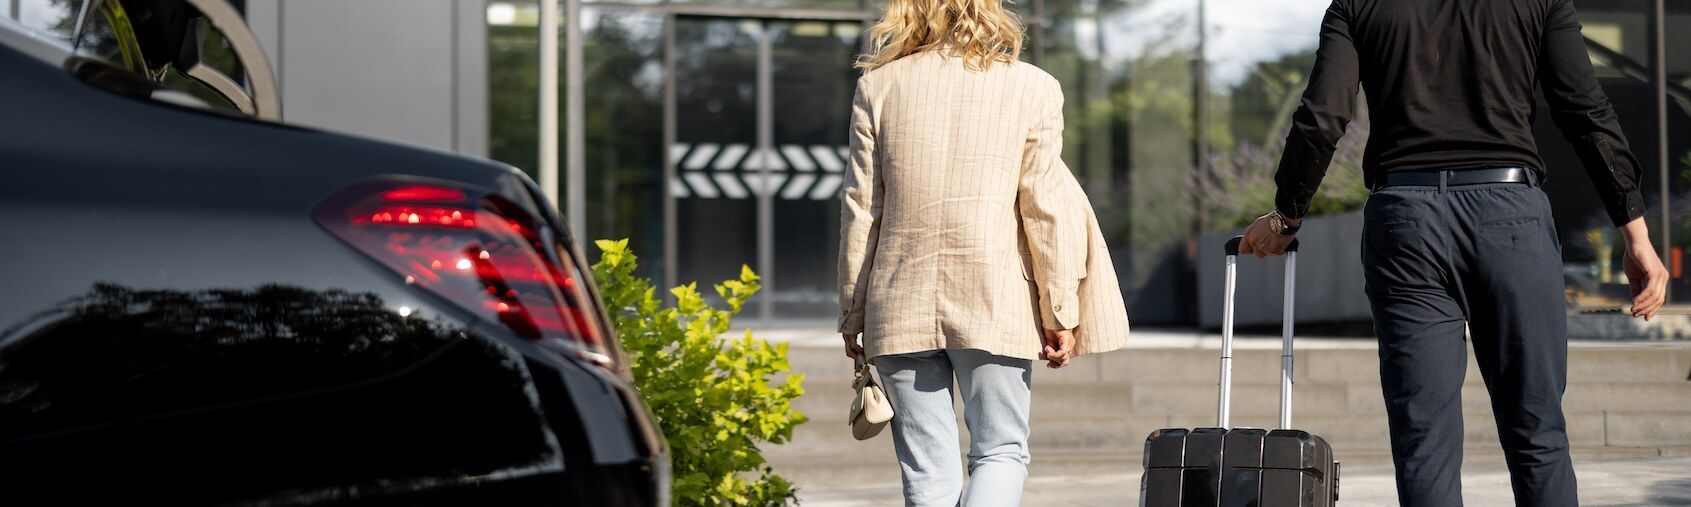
[1140,237,1340,506]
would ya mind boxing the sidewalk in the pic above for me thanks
[796,456,1691,506]
[747,324,1691,350]
[756,324,1691,504]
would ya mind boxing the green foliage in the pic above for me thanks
[1195,117,1373,231]
[590,239,808,506]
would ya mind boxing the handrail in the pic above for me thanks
[1583,35,1690,112]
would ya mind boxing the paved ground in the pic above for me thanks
[797,456,1691,506]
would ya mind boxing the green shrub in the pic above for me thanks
[590,239,808,506]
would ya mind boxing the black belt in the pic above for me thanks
[1374,167,1535,191]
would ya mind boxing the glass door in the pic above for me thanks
[668,16,861,321]
[768,20,861,320]
[671,17,763,315]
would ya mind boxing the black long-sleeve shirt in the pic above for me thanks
[1274,0,1646,226]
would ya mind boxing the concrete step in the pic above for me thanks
[795,380,1691,427]
[770,343,1691,489]
[772,409,1691,462]
[767,444,1691,489]
[784,345,1691,385]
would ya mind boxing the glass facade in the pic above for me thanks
[1547,1,1691,311]
[478,0,1689,324]
[0,0,1681,324]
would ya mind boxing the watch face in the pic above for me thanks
[1269,215,1285,234]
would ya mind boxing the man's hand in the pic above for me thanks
[1239,213,1298,258]
[842,333,865,361]
[1042,328,1075,369]
[1620,218,1668,321]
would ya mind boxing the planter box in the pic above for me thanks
[1197,211,1370,329]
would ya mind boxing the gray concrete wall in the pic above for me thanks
[1197,211,1371,329]
[244,0,488,156]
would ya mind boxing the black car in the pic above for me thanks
[0,1,667,505]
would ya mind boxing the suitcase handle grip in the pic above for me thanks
[1223,236,1299,256]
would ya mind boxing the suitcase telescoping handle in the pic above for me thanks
[1219,236,1299,430]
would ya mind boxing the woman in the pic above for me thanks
[836,0,1115,504]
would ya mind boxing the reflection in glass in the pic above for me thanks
[14,0,81,42]
[0,283,554,503]
[674,17,762,315]
[769,20,859,318]
[489,0,543,179]
[663,0,862,12]
[1539,1,1690,308]
[583,8,666,281]
[1039,0,1203,322]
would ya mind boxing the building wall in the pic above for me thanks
[244,0,489,156]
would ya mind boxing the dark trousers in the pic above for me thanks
[1361,180,1578,506]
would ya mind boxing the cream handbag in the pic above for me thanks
[849,356,893,440]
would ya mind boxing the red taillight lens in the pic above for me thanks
[314,178,613,367]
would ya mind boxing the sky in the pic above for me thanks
[1205,0,1328,85]
[1090,0,1329,88]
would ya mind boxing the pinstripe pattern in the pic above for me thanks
[838,50,1129,361]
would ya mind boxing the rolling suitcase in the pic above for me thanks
[1140,236,1340,506]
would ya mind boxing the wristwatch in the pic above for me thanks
[1268,210,1301,236]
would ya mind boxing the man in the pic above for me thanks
[1238,0,1671,505]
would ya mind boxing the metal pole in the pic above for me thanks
[1031,0,1044,66]
[1192,0,1208,234]
[565,0,587,251]
[662,14,678,293]
[539,0,560,210]
[1218,253,1236,428]
[1649,0,1670,299]
[757,23,775,323]
[1280,251,1296,429]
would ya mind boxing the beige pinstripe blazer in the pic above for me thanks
[837,50,1130,361]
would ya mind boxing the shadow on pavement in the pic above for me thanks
[1646,477,1691,506]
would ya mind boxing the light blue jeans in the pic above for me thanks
[873,348,1032,507]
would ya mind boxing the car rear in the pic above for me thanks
[0,15,666,506]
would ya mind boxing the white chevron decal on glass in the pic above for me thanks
[668,143,691,167]
[809,174,843,200]
[811,145,843,173]
[743,173,790,196]
[713,173,749,198]
[781,145,816,172]
[683,173,720,198]
[682,143,719,170]
[782,174,817,199]
[668,176,691,198]
[743,147,788,171]
[670,143,848,199]
[714,144,749,171]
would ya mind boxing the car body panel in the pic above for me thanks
[0,28,662,505]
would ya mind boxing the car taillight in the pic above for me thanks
[314,178,614,368]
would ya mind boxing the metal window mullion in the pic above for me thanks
[1650,0,1670,301]
[539,0,561,211]
[757,22,775,323]
[1031,0,1044,67]
[663,13,678,294]
[566,0,587,251]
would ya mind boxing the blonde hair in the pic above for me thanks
[856,0,1024,72]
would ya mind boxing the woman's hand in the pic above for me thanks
[843,333,865,361]
[1042,329,1075,369]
